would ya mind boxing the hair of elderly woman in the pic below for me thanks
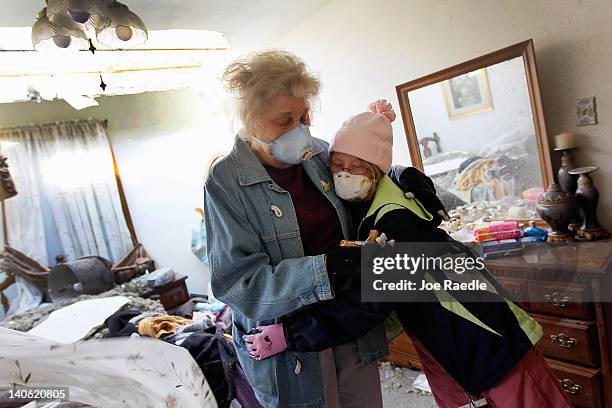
[222,49,321,137]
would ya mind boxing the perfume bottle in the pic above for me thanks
[522,221,547,242]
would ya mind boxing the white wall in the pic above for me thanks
[274,0,612,229]
[0,89,237,297]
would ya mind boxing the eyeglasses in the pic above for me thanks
[328,162,370,175]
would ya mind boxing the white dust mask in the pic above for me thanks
[333,171,373,202]
[254,125,314,165]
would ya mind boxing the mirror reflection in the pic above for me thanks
[407,56,545,220]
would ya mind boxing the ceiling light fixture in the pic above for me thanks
[32,0,148,51]
[95,2,148,48]
[32,8,89,52]
[46,0,111,31]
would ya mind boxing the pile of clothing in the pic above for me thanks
[103,299,261,408]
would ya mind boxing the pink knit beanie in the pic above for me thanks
[329,99,396,173]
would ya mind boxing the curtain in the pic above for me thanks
[0,131,47,315]
[0,133,47,265]
[30,120,133,263]
[0,120,134,314]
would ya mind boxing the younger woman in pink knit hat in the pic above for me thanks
[244,100,570,408]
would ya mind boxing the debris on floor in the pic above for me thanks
[380,362,437,407]
[412,373,432,394]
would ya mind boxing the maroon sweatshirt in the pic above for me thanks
[264,164,343,256]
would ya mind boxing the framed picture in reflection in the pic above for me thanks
[441,68,493,120]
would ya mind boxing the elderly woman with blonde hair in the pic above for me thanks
[203,50,388,408]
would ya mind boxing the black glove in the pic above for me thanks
[388,165,449,226]
[325,246,362,293]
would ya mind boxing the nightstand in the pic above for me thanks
[142,273,190,311]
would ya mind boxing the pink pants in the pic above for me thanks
[411,336,571,408]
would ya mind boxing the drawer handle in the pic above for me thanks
[550,333,577,349]
[560,379,583,395]
[544,292,569,307]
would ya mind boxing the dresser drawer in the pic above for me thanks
[527,281,594,320]
[534,314,599,367]
[496,276,531,310]
[545,358,603,408]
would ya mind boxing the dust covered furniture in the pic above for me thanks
[0,246,50,313]
[142,273,189,311]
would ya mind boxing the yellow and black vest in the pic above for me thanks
[359,174,543,394]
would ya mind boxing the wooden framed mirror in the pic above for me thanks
[396,39,554,218]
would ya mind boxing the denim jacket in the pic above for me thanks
[204,136,388,408]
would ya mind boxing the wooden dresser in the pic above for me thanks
[387,241,612,408]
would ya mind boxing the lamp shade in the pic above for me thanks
[32,8,89,52]
[553,132,577,150]
[46,0,112,31]
[95,2,148,48]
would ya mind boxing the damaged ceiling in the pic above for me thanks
[0,0,333,50]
